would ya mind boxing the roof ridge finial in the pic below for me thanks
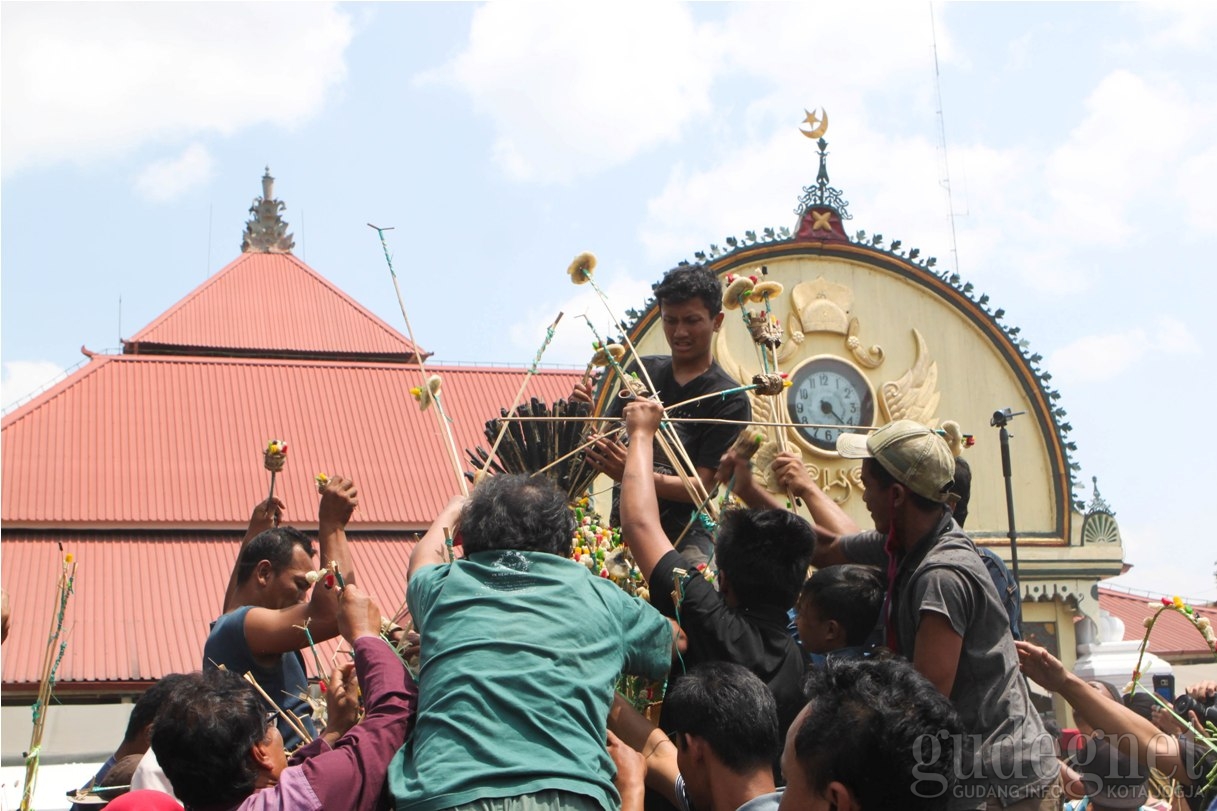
[241,166,295,254]
[793,108,851,242]
[795,108,851,221]
[1086,475,1114,516]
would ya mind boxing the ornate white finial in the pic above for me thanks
[241,167,295,254]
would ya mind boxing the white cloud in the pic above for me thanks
[1136,1,1217,50]
[1047,317,1199,384]
[716,3,949,90]
[133,143,214,202]
[1043,70,1199,244]
[638,43,1215,294]
[1175,143,1217,233]
[1109,518,1217,602]
[1,3,354,175]
[1,360,67,410]
[507,268,654,366]
[416,2,719,184]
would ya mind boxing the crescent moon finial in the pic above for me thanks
[800,107,828,139]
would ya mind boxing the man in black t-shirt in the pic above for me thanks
[575,265,750,565]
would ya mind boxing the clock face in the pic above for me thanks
[787,357,875,453]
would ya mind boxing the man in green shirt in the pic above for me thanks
[390,475,679,811]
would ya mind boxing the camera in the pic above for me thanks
[1172,692,1217,725]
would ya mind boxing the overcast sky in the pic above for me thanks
[3,2,1215,602]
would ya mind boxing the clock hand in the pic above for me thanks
[819,400,846,424]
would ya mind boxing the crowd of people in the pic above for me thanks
[42,265,1216,811]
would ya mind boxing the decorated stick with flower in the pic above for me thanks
[568,254,709,509]
[305,560,347,593]
[369,224,469,496]
[723,271,802,509]
[264,439,288,505]
[20,551,78,811]
[1126,591,1217,787]
[585,340,626,389]
[1129,596,1217,696]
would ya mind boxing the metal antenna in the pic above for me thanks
[930,4,962,275]
[206,203,213,279]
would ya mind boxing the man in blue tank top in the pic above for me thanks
[203,476,359,750]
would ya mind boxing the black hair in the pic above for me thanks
[798,565,884,647]
[951,456,972,527]
[653,265,723,318]
[864,458,946,513]
[1122,691,1158,722]
[665,661,780,773]
[460,474,575,557]
[151,669,268,808]
[235,526,315,585]
[794,658,962,811]
[715,509,815,610]
[123,673,191,743]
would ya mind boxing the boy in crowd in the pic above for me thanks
[779,657,963,811]
[794,564,883,666]
[608,662,784,811]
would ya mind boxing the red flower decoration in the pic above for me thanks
[324,573,336,589]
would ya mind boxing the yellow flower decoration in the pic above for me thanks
[567,252,597,285]
[315,473,330,493]
[64,553,75,564]
[722,276,754,310]
[590,343,626,368]
[264,439,288,472]
[749,281,784,302]
[411,374,443,411]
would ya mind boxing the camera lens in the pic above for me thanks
[1173,694,1217,725]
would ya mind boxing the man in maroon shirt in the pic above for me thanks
[153,584,415,811]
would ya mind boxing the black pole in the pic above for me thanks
[990,409,1026,585]
[998,424,1020,584]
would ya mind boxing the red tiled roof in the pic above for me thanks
[1098,587,1217,658]
[1,532,419,691]
[1,354,583,527]
[124,253,425,360]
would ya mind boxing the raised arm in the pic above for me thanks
[409,495,466,578]
[300,584,418,811]
[223,497,284,614]
[718,446,784,510]
[317,476,359,589]
[1016,641,1194,783]
[618,399,677,583]
[770,452,859,567]
[243,478,358,651]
